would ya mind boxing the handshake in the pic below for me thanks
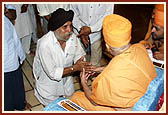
[73,56,105,81]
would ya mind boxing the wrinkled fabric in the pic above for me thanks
[71,43,156,111]
[103,14,132,48]
[36,4,70,16]
[4,16,25,72]
[33,31,85,106]
[72,4,114,44]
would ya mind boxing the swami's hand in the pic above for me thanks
[80,68,92,84]
[86,65,105,73]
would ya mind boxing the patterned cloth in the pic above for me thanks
[132,67,164,111]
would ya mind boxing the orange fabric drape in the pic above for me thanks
[71,43,157,111]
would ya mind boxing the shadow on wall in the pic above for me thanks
[114,4,155,44]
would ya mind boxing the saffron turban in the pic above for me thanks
[48,8,74,31]
[154,4,164,27]
[103,14,132,48]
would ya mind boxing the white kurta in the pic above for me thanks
[13,4,34,54]
[71,4,114,44]
[36,4,70,16]
[33,31,86,106]
[13,4,33,39]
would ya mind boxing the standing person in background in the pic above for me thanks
[71,4,114,66]
[36,4,70,34]
[28,4,39,44]
[4,4,16,25]
[4,4,31,111]
[13,4,33,55]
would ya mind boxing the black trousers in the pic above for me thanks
[4,66,26,111]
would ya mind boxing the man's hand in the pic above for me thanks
[73,56,91,72]
[81,35,89,48]
[153,51,164,60]
[77,26,91,38]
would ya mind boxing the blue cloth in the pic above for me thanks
[43,97,86,111]
[4,16,25,72]
[43,97,67,111]
[132,67,164,111]
[43,67,164,111]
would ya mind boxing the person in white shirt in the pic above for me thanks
[4,4,28,111]
[13,4,34,55]
[33,8,92,106]
[4,4,16,25]
[71,4,114,66]
[28,4,38,44]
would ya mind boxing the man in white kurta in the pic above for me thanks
[71,4,114,66]
[33,8,87,106]
[13,4,33,54]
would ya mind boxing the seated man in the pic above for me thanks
[151,4,164,110]
[33,8,92,106]
[141,4,164,62]
[71,14,157,111]
[151,4,164,61]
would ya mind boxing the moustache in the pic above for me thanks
[64,32,73,36]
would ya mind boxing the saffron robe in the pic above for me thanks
[71,43,157,111]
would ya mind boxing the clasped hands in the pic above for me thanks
[74,56,100,83]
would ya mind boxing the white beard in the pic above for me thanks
[54,31,73,42]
